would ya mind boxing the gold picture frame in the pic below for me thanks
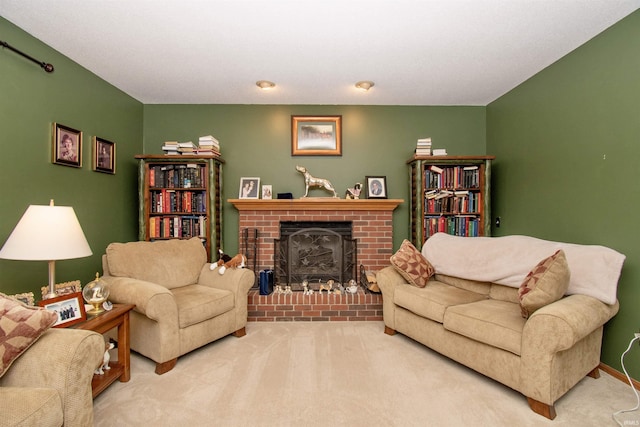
[41,280,82,300]
[9,292,35,306]
[93,136,116,174]
[52,122,82,168]
[291,115,342,156]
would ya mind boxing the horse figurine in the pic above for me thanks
[296,165,338,198]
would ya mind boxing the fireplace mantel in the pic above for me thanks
[229,198,403,211]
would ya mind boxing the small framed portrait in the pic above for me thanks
[52,122,82,168]
[262,184,273,199]
[291,115,342,156]
[38,292,86,328]
[365,176,387,199]
[239,177,260,199]
[9,292,35,306]
[93,136,116,174]
[40,280,82,300]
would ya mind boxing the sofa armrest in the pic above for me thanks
[0,328,104,426]
[102,275,178,322]
[376,266,408,330]
[522,294,619,355]
[198,265,255,296]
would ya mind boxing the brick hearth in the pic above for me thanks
[247,289,383,322]
[230,198,402,321]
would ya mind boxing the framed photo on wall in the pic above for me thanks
[52,122,82,168]
[365,176,387,199]
[239,177,260,199]
[93,136,116,174]
[38,292,86,328]
[291,115,342,156]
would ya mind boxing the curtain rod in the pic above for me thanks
[1,40,54,73]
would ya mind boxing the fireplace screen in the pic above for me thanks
[274,222,356,291]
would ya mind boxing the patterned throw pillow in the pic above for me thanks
[518,250,570,318]
[390,239,435,288]
[0,293,58,377]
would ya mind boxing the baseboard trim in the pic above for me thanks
[599,362,640,391]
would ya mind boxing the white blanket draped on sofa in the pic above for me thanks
[423,233,625,305]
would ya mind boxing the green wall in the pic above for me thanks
[142,105,486,254]
[0,18,143,296]
[487,10,640,376]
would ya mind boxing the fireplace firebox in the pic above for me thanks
[274,221,356,291]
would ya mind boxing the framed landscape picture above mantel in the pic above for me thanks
[291,115,342,156]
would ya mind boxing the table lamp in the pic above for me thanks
[0,200,92,299]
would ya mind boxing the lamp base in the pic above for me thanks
[42,291,58,300]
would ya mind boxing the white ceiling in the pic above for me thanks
[1,0,639,106]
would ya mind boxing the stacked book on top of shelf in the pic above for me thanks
[196,135,221,155]
[178,141,197,154]
[162,141,179,155]
[161,135,221,156]
[416,138,432,156]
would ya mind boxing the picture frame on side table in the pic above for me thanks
[365,176,387,199]
[40,280,82,300]
[93,136,116,174]
[291,115,342,156]
[52,122,82,168]
[38,292,87,328]
[239,177,260,199]
[9,292,35,306]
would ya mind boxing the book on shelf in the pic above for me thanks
[432,148,448,156]
[430,165,443,174]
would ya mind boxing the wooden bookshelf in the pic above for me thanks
[135,155,224,261]
[407,155,494,250]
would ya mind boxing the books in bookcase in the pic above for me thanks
[149,215,207,239]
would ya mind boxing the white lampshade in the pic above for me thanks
[0,200,92,299]
[0,202,92,261]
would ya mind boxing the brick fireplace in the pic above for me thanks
[230,198,403,321]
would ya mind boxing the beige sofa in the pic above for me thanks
[377,233,624,420]
[101,237,255,374]
[0,328,104,427]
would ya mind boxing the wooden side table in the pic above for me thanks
[73,303,135,398]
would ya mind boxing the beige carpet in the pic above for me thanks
[93,322,639,426]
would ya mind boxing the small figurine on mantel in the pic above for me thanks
[295,165,339,198]
[345,183,362,199]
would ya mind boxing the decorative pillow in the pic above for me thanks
[390,239,435,288]
[0,293,58,377]
[518,250,570,318]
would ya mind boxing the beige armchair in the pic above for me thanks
[0,328,104,427]
[101,237,255,374]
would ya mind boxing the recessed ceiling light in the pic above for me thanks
[256,80,275,90]
[355,81,374,91]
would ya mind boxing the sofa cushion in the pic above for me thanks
[106,237,207,289]
[390,239,435,288]
[518,250,570,318]
[444,299,526,356]
[0,294,58,378]
[172,285,234,328]
[394,280,486,323]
